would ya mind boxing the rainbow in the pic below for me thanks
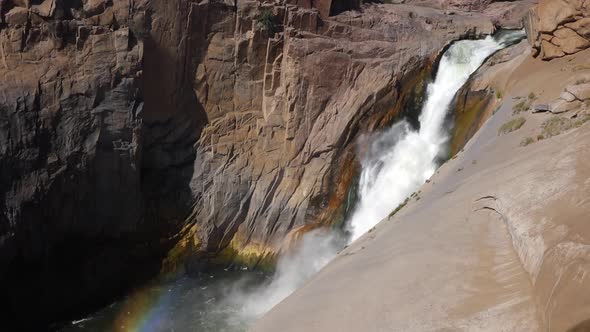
[111,283,176,332]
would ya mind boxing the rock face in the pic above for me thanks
[0,0,199,327]
[0,0,513,327]
[527,0,590,60]
[170,2,497,273]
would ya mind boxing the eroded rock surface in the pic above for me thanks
[527,0,590,60]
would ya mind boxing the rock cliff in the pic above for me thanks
[0,0,521,327]
[174,1,495,275]
[0,0,154,327]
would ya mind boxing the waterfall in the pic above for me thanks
[62,31,527,332]
[232,30,527,328]
[348,30,526,241]
[230,31,526,326]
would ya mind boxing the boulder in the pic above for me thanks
[560,90,577,102]
[566,82,590,101]
[528,0,590,59]
[536,0,579,33]
[566,17,590,38]
[5,6,28,27]
[552,27,590,54]
[540,39,565,59]
[30,0,55,18]
[83,0,107,17]
[533,104,551,113]
[551,99,583,114]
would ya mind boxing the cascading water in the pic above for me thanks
[348,30,526,241]
[62,30,525,332]
[229,29,526,327]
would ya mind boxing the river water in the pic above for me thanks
[60,30,525,332]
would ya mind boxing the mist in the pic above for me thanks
[220,29,527,328]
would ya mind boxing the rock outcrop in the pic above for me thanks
[527,0,590,60]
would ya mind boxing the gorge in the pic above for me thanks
[1,0,590,331]
[60,28,528,332]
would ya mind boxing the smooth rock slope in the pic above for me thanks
[251,31,590,332]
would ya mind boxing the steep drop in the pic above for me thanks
[348,30,526,240]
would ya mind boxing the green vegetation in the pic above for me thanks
[528,92,537,100]
[498,117,526,135]
[520,137,535,147]
[495,89,503,99]
[541,115,590,138]
[512,99,530,114]
[512,93,537,114]
[389,197,410,218]
[258,8,276,35]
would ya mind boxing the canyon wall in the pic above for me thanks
[0,0,155,327]
[0,0,520,327]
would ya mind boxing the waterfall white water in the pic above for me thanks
[230,30,526,327]
[348,30,525,241]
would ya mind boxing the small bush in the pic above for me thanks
[542,117,572,138]
[528,92,537,100]
[541,115,590,138]
[388,198,410,218]
[512,99,530,114]
[520,137,535,146]
[258,8,276,35]
[495,90,503,99]
[498,117,526,135]
[537,134,545,141]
